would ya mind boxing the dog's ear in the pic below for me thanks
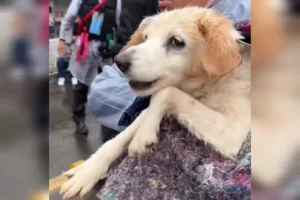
[198,13,242,77]
[138,16,153,28]
[121,16,153,52]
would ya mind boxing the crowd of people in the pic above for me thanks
[56,0,250,141]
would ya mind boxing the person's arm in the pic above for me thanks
[59,0,82,41]
[58,0,82,56]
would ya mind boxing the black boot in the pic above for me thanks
[72,81,89,136]
[74,117,89,136]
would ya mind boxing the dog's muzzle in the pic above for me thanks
[115,50,135,73]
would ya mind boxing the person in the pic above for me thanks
[56,37,78,86]
[88,0,251,137]
[58,0,121,135]
[56,56,78,86]
[10,12,31,80]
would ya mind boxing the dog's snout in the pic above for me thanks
[115,51,134,73]
[115,58,130,73]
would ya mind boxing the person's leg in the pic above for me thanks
[63,59,69,72]
[57,57,67,78]
[10,37,30,79]
[63,59,77,84]
[57,57,66,86]
[72,81,89,135]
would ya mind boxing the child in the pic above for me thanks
[56,38,77,86]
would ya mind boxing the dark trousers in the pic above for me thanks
[57,57,69,78]
[12,37,30,67]
[72,81,89,124]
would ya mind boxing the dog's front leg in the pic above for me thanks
[60,110,147,199]
[129,87,249,158]
[128,88,172,156]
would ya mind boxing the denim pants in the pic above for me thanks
[57,57,69,78]
[11,37,30,67]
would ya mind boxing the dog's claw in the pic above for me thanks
[128,128,158,156]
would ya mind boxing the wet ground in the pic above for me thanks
[0,72,115,199]
[49,75,112,200]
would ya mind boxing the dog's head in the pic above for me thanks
[115,7,242,96]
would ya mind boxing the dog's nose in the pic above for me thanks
[115,53,131,73]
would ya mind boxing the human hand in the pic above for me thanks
[57,40,66,57]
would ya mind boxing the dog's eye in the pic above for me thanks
[169,37,185,48]
[144,35,148,41]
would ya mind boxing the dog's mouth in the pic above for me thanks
[129,80,157,91]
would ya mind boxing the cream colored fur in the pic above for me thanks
[60,7,250,199]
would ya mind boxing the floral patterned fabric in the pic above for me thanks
[96,117,251,200]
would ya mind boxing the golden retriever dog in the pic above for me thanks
[60,7,250,199]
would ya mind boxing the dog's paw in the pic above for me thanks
[128,127,158,156]
[63,164,83,177]
[59,156,108,199]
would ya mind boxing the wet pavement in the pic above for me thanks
[49,75,110,200]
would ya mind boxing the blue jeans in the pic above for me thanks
[57,57,69,78]
[11,37,30,67]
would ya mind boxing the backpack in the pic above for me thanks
[76,0,121,63]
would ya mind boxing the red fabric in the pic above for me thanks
[75,0,108,65]
[76,28,89,64]
[40,0,49,45]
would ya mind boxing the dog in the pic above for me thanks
[60,7,250,199]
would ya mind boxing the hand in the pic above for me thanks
[57,40,66,57]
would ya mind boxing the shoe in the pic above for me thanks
[57,77,65,86]
[74,120,89,136]
[71,77,78,85]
